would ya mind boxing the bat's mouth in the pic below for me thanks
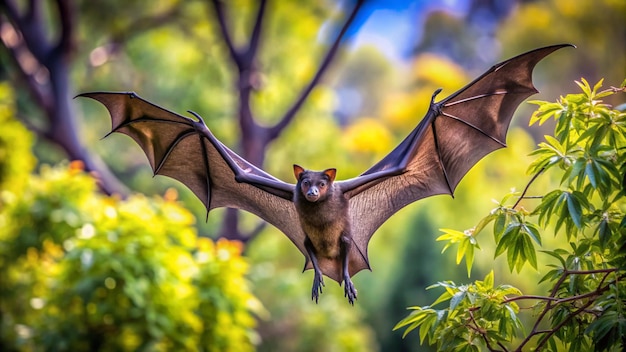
[305,194,320,202]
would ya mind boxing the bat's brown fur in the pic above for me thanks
[293,165,357,303]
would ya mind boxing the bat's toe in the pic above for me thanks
[311,270,325,303]
[344,278,357,305]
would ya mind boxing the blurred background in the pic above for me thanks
[0,0,624,350]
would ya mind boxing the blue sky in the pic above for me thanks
[346,0,470,61]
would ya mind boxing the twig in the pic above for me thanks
[512,167,545,209]
[503,268,619,305]
[209,0,242,68]
[513,269,620,351]
[108,5,182,48]
[533,299,595,351]
[467,308,506,352]
[266,0,364,141]
[244,0,267,65]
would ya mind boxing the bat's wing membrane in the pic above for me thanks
[337,44,573,274]
[79,92,307,255]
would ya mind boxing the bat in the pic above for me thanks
[78,44,572,304]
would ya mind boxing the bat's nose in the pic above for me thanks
[305,187,320,202]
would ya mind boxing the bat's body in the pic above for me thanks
[293,166,356,303]
[79,44,572,304]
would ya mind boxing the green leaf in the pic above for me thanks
[575,78,592,97]
[596,217,611,249]
[591,78,604,97]
[457,235,469,264]
[522,234,538,269]
[523,222,542,245]
[493,213,507,242]
[449,291,466,311]
[474,213,496,235]
[431,290,453,307]
[540,249,567,267]
[495,223,518,258]
[465,239,475,277]
[483,270,494,289]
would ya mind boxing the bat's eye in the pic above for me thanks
[303,180,310,187]
[319,181,326,188]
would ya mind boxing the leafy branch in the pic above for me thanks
[400,78,626,351]
[506,268,620,351]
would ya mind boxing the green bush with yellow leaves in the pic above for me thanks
[0,87,260,351]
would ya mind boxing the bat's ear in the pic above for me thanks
[293,164,305,180]
[323,168,336,182]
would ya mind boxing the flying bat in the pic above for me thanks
[79,44,572,304]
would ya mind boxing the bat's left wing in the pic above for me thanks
[337,44,573,275]
[78,92,308,255]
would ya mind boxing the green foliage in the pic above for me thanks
[394,271,523,351]
[0,162,260,351]
[398,78,626,351]
[0,83,35,194]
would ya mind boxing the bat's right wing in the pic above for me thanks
[336,44,573,276]
[79,92,307,254]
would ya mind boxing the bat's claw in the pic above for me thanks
[311,270,325,303]
[344,277,357,305]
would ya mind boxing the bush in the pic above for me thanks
[0,83,35,194]
[0,87,260,351]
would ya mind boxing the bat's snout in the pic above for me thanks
[305,187,320,202]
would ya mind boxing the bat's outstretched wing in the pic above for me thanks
[337,44,574,275]
[78,92,307,254]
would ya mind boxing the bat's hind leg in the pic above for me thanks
[305,237,325,303]
[341,234,357,305]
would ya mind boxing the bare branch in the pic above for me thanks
[0,17,53,113]
[247,221,267,240]
[109,5,182,46]
[3,0,51,62]
[244,0,267,66]
[1,0,128,196]
[512,167,545,209]
[1,0,21,23]
[209,0,242,68]
[503,295,559,303]
[55,0,75,55]
[266,0,364,141]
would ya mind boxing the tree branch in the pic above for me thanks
[467,308,505,352]
[266,0,364,141]
[244,0,267,66]
[109,5,182,46]
[55,0,75,55]
[512,167,545,209]
[3,0,51,62]
[209,0,242,68]
[513,269,620,352]
[0,0,128,196]
[532,299,595,351]
[0,17,52,113]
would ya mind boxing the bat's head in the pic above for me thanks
[293,164,336,203]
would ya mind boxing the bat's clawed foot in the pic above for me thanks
[343,277,357,305]
[311,270,325,303]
